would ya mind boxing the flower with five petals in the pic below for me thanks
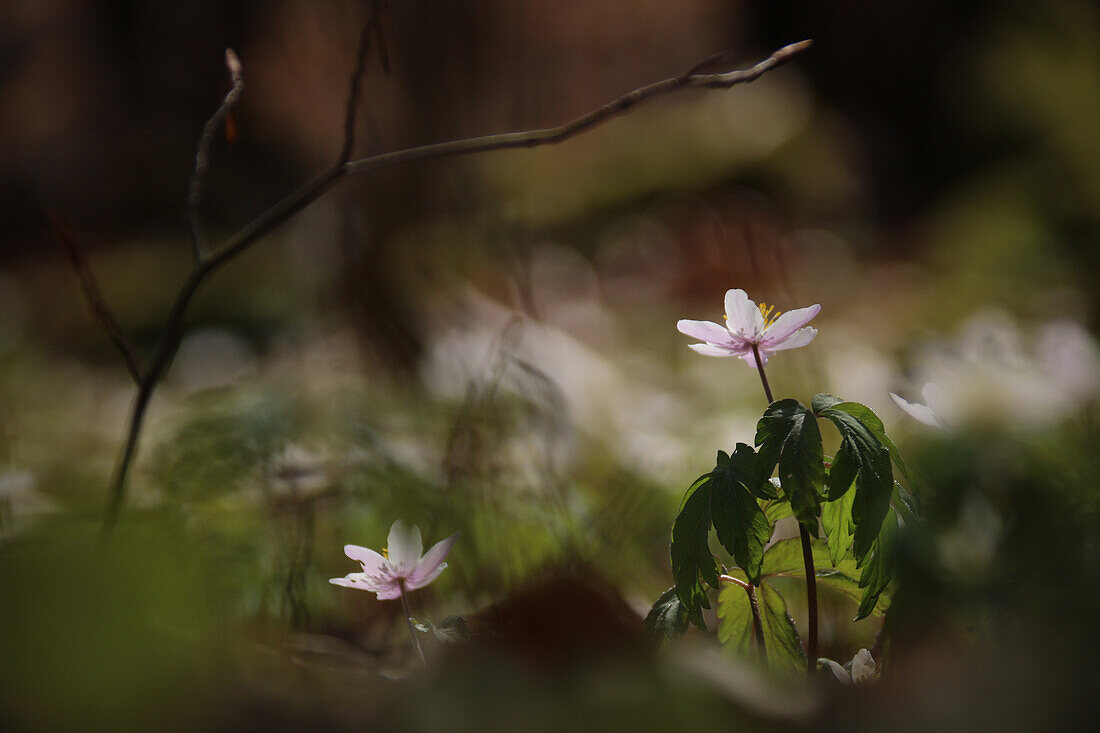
[677,289,821,367]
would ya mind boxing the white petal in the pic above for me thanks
[822,659,853,685]
[768,326,817,352]
[762,304,821,343]
[330,573,383,591]
[387,520,423,572]
[724,289,764,338]
[890,392,944,429]
[689,343,738,357]
[677,319,736,346]
[850,649,876,683]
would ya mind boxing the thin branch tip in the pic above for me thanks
[225,48,242,77]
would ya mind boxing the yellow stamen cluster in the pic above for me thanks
[381,548,389,559]
[758,302,782,328]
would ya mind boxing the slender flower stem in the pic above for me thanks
[751,344,775,404]
[799,525,819,673]
[746,584,767,659]
[398,579,426,664]
[722,574,766,658]
[750,342,818,675]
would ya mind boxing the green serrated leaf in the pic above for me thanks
[856,508,898,620]
[762,538,889,618]
[811,393,843,412]
[671,474,720,629]
[759,537,808,577]
[644,587,690,641]
[817,403,893,562]
[716,576,757,656]
[761,495,792,525]
[755,400,824,528]
[822,477,856,566]
[826,440,858,502]
[759,583,806,673]
[829,401,916,497]
[711,444,771,584]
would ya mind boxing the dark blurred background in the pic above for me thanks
[2,1,1099,731]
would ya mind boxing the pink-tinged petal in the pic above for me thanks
[889,392,944,429]
[688,343,739,357]
[387,520,422,573]
[769,326,818,352]
[374,583,403,601]
[406,533,457,588]
[407,561,448,590]
[761,304,821,344]
[330,572,384,592]
[344,544,387,575]
[724,289,765,338]
[740,349,770,368]
[677,319,735,346]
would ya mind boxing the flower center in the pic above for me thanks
[758,302,782,328]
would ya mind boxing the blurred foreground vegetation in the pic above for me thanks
[3,1,1100,730]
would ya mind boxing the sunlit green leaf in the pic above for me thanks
[822,477,856,566]
[759,538,889,618]
[716,576,757,656]
[758,583,806,673]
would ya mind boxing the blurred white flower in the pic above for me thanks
[892,313,1100,430]
[0,470,55,539]
[821,648,878,685]
[890,384,947,429]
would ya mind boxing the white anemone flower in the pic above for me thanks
[677,289,821,368]
[821,648,878,685]
[330,520,457,600]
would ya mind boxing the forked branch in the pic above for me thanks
[99,36,812,531]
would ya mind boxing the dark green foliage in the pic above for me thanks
[857,508,898,620]
[710,445,772,584]
[755,400,825,528]
[814,396,894,563]
[670,473,720,629]
[644,587,690,641]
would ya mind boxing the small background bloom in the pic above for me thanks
[330,520,457,600]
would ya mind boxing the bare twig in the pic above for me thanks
[101,38,812,531]
[188,48,245,261]
[52,214,144,384]
[342,40,812,176]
